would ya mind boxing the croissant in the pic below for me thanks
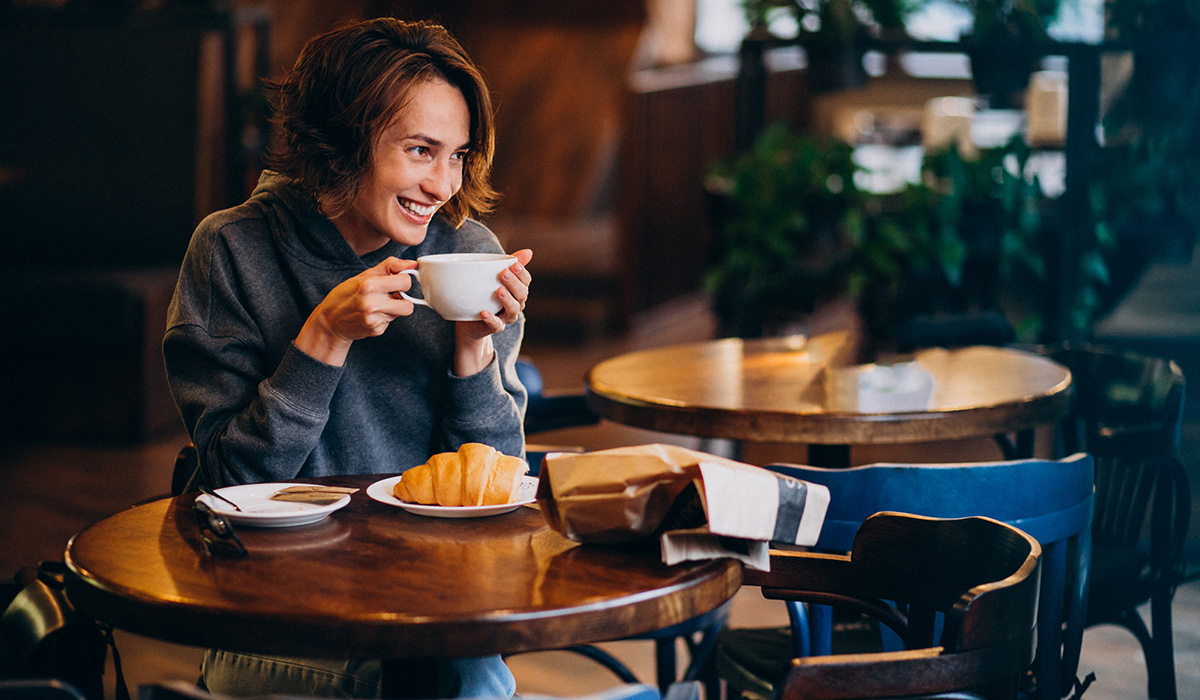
[394,443,528,507]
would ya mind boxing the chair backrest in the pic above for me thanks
[0,680,88,700]
[1041,341,1185,458]
[743,512,1041,700]
[517,357,598,476]
[767,454,1093,700]
[171,442,200,496]
[1037,342,1190,557]
[0,562,107,699]
[517,357,599,435]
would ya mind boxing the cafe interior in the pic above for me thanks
[1,0,1199,699]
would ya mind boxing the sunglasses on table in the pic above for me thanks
[193,500,247,558]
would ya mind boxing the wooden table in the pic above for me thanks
[64,475,741,696]
[585,337,1073,466]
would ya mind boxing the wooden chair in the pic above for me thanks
[726,512,1042,700]
[1,561,113,700]
[1037,342,1196,700]
[720,454,1093,700]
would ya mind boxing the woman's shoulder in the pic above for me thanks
[185,203,268,264]
[191,171,310,245]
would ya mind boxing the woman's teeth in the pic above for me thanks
[400,199,435,217]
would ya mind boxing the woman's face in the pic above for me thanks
[334,78,471,255]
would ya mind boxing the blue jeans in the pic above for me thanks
[201,649,516,698]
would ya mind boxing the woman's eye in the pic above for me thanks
[408,146,430,157]
[451,151,468,163]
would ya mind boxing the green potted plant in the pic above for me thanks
[705,121,1062,352]
[704,121,864,337]
[843,137,1048,356]
[1092,0,1200,292]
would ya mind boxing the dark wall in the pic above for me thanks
[0,19,223,269]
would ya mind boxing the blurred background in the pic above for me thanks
[2,0,1197,444]
[1,0,1197,695]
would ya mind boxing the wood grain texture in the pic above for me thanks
[585,341,1073,446]
[64,475,741,660]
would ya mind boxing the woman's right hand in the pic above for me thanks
[295,257,416,366]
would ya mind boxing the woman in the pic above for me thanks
[163,18,530,697]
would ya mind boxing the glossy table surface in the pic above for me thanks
[585,338,1073,447]
[64,474,742,660]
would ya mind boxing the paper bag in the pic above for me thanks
[536,444,829,570]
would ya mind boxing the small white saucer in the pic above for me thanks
[196,482,351,528]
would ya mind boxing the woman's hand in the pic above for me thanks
[454,249,533,376]
[296,257,416,366]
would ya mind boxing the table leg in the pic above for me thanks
[807,444,850,469]
[995,428,1037,460]
[1015,428,1036,458]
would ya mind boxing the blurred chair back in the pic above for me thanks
[516,357,598,475]
[736,512,1041,700]
[1,562,111,700]
[0,680,87,700]
[1037,342,1193,700]
[748,454,1093,700]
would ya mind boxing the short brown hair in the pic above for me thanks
[266,18,497,226]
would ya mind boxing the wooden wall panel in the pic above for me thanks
[619,59,810,314]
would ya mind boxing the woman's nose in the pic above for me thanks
[424,159,459,202]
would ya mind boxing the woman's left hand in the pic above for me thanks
[453,249,532,375]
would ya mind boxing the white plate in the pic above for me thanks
[196,482,352,528]
[366,475,538,518]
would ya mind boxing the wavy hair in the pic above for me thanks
[266,18,497,226]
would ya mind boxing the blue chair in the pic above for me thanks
[514,358,728,699]
[722,453,1093,700]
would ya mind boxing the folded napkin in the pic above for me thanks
[824,360,934,413]
[269,485,358,506]
[536,444,829,571]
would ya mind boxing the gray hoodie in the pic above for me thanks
[164,171,526,487]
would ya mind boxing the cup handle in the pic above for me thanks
[397,269,428,308]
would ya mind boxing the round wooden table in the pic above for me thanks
[586,338,1073,465]
[64,475,741,695]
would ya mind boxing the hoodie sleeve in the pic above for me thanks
[439,316,528,459]
[163,214,343,487]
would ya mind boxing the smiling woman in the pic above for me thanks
[161,17,533,698]
[334,79,473,255]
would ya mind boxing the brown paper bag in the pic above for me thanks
[536,444,829,570]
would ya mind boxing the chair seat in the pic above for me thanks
[717,617,887,686]
[716,626,794,687]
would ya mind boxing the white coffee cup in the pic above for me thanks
[399,253,515,321]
